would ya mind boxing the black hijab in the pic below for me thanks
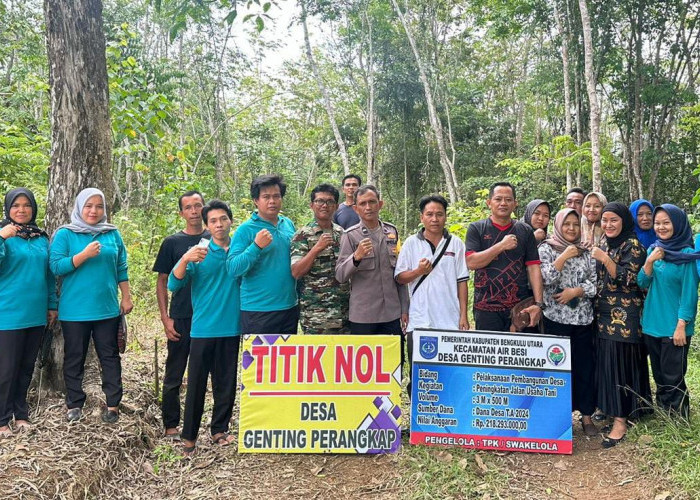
[521,199,552,230]
[601,202,635,249]
[1,188,48,239]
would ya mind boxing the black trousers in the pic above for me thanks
[645,335,691,418]
[406,331,415,398]
[0,326,44,426]
[161,318,192,429]
[543,317,596,416]
[474,308,540,334]
[181,336,240,442]
[62,317,122,409]
[474,309,511,332]
[350,318,405,372]
[240,305,299,335]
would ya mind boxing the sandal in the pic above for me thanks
[211,432,234,446]
[182,444,197,457]
[164,431,181,440]
[602,433,626,449]
[14,421,31,434]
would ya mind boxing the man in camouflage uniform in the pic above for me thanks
[291,184,350,334]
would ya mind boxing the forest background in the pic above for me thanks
[2,0,700,496]
[3,0,700,282]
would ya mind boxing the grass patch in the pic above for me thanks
[630,344,700,497]
[399,439,507,499]
[152,443,184,474]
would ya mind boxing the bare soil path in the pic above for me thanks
[0,323,677,499]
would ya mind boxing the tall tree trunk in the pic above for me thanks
[300,1,351,176]
[365,8,377,184]
[43,0,112,391]
[574,61,583,146]
[554,0,574,190]
[578,0,602,192]
[630,7,645,199]
[391,0,459,203]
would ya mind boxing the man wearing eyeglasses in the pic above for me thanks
[290,184,350,334]
[228,174,298,334]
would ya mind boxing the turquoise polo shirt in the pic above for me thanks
[638,247,699,337]
[168,240,240,338]
[227,212,297,312]
[0,235,57,329]
[49,229,128,321]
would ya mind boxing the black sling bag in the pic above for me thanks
[411,234,452,295]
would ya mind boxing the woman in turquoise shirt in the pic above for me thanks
[50,188,133,424]
[0,188,57,438]
[638,204,700,418]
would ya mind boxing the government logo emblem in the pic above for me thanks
[419,336,438,360]
[547,344,566,366]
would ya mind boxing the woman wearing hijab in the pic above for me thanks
[630,199,656,250]
[49,188,133,424]
[539,208,598,436]
[591,203,650,448]
[581,192,608,248]
[521,199,552,243]
[0,189,57,438]
[638,205,700,418]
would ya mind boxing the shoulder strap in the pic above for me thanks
[412,234,452,295]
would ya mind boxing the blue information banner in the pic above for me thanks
[410,329,573,454]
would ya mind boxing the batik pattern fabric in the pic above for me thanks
[595,236,646,344]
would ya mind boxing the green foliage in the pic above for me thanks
[446,190,491,240]
[0,0,49,210]
[152,443,183,473]
[150,0,275,41]
[630,344,700,496]
[400,442,507,498]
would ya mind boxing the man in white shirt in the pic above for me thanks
[396,194,470,393]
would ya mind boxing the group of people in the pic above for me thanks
[0,176,697,454]
[0,187,131,440]
[517,187,698,447]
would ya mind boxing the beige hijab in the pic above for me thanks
[581,191,608,247]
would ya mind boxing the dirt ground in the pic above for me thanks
[504,422,670,500]
[0,325,676,500]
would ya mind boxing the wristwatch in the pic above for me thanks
[535,302,545,309]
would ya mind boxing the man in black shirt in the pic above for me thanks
[466,182,544,332]
[152,190,209,438]
[333,174,362,229]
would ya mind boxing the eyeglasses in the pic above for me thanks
[313,199,337,207]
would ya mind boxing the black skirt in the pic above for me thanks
[596,337,651,419]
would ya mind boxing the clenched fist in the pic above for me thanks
[561,245,579,261]
[184,246,208,263]
[416,258,432,276]
[255,229,273,249]
[0,224,19,240]
[647,247,665,263]
[313,233,334,253]
[354,238,373,260]
[499,234,518,251]
[591,246,608,263]
[81,241,101,259]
